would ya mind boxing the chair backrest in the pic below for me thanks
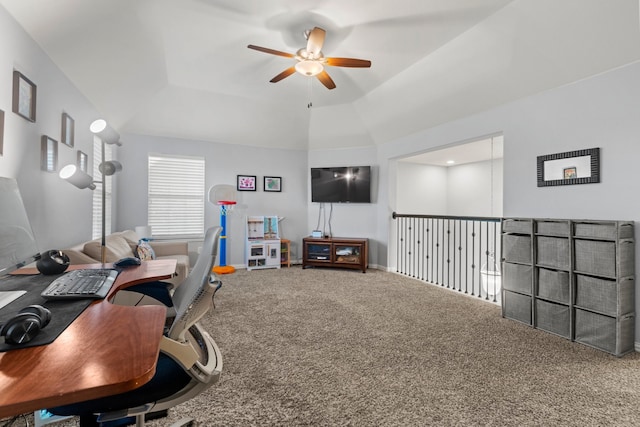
[168,226,222,342]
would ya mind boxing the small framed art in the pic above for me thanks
[41,135,58,172]
[237,175,257,191]
[77,151,88,172]
[61,112,74,147]
[12,70,37,122]
[0,109,4,156]
[264,176,282,192]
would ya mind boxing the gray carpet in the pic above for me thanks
[25,267,640,426]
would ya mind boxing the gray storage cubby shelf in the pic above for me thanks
[501,218,635,356]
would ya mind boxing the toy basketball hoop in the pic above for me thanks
[209,186,237,274]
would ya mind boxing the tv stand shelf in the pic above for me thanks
[302,237,368,273]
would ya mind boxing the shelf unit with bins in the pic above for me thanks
[501,218,534,326]
[501,218,635,356]
[246,216,281,271]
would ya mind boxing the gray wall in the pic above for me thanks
[0,7,100,251]
[116,134,309,267]
[375,61,640,344]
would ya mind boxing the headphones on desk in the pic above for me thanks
[0,305,51,345]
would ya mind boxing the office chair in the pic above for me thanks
[48,226,224,427]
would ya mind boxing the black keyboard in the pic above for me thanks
[41,269,119,300]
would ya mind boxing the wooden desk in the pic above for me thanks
[0,259,176,418]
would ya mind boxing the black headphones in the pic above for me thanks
[0,305,51,345]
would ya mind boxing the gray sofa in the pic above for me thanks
[62,230,189,287]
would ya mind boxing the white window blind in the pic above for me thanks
[92,137,113,240]
[148,154,205,238]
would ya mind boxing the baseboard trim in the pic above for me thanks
[635,342,640,353]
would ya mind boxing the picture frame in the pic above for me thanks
[264,176,282,192]
[77,150,88,172]
[537,147,600,187]
[563,166,577,179]
[237,175,257,191]
[61,112,75,147]
[0,109,4,156]
[12,70,37,122]
[41,135,58,172]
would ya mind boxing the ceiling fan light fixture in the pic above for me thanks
[295,60,323,76]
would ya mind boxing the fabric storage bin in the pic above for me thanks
[537,268,570,303]
[536,236,570,270]
[502,262,532,295]
[502,291,532,325]
[503,234,531,264]
[535,299,570,338]
[575,275,634,316]
[574,309,635,356]
[536,220,570,237]
[502,219,532,234]
[574,240,616,277]
[574,222,634,240]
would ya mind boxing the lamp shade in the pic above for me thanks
[135,226,152,240]
[99,160,123,176]
[59,165,96,190]
[295,60,323,76]
[90,119,121,146]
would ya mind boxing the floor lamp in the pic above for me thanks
[59,119,122,264]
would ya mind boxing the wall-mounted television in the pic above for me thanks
[311,166,371,203]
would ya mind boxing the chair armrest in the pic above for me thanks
[62,249,99,265]
[150,241,188,257]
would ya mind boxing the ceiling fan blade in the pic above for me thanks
[325,57,372,68]
[306,27,326,57]
[270,67,296,83]
[316,70,336,90]
[247,44,295,58]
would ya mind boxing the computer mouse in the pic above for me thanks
[114,257,141,267]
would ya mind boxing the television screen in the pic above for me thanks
[311,166,371,203]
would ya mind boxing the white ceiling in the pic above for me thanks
[1,0,639,151]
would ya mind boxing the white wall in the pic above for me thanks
[0,7,101,251]
[116,134,309,267]
[307,146,380,266]
[396,158,504,217]
[447,159,503,217]
[371,60,640,342]
[396,163,448,215]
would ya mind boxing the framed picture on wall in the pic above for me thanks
[12,70,37,122]
[77,150,88,172]
[237,175,257,191]
[264,176,282,192]
[61,112,74,147]
[41,135,58,172]
[0,109,4,156]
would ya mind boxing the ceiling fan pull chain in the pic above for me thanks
[307,78,313,108]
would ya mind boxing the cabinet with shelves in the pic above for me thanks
[246,216,280,271]
[501,218,635,356]
[302,237,368,273]
[501,218,534,326]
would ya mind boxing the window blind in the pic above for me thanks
[148,154,205,238]
[92,137,113,240]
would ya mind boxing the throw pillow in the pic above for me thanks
[136,239,156,261]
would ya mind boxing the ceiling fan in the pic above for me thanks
[247,27,371,90]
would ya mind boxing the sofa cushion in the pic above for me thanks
[156,254,190,286]
[83,235,135,262]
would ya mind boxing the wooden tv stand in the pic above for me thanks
[302,237,368,273]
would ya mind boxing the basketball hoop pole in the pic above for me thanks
[213,201,236,274]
